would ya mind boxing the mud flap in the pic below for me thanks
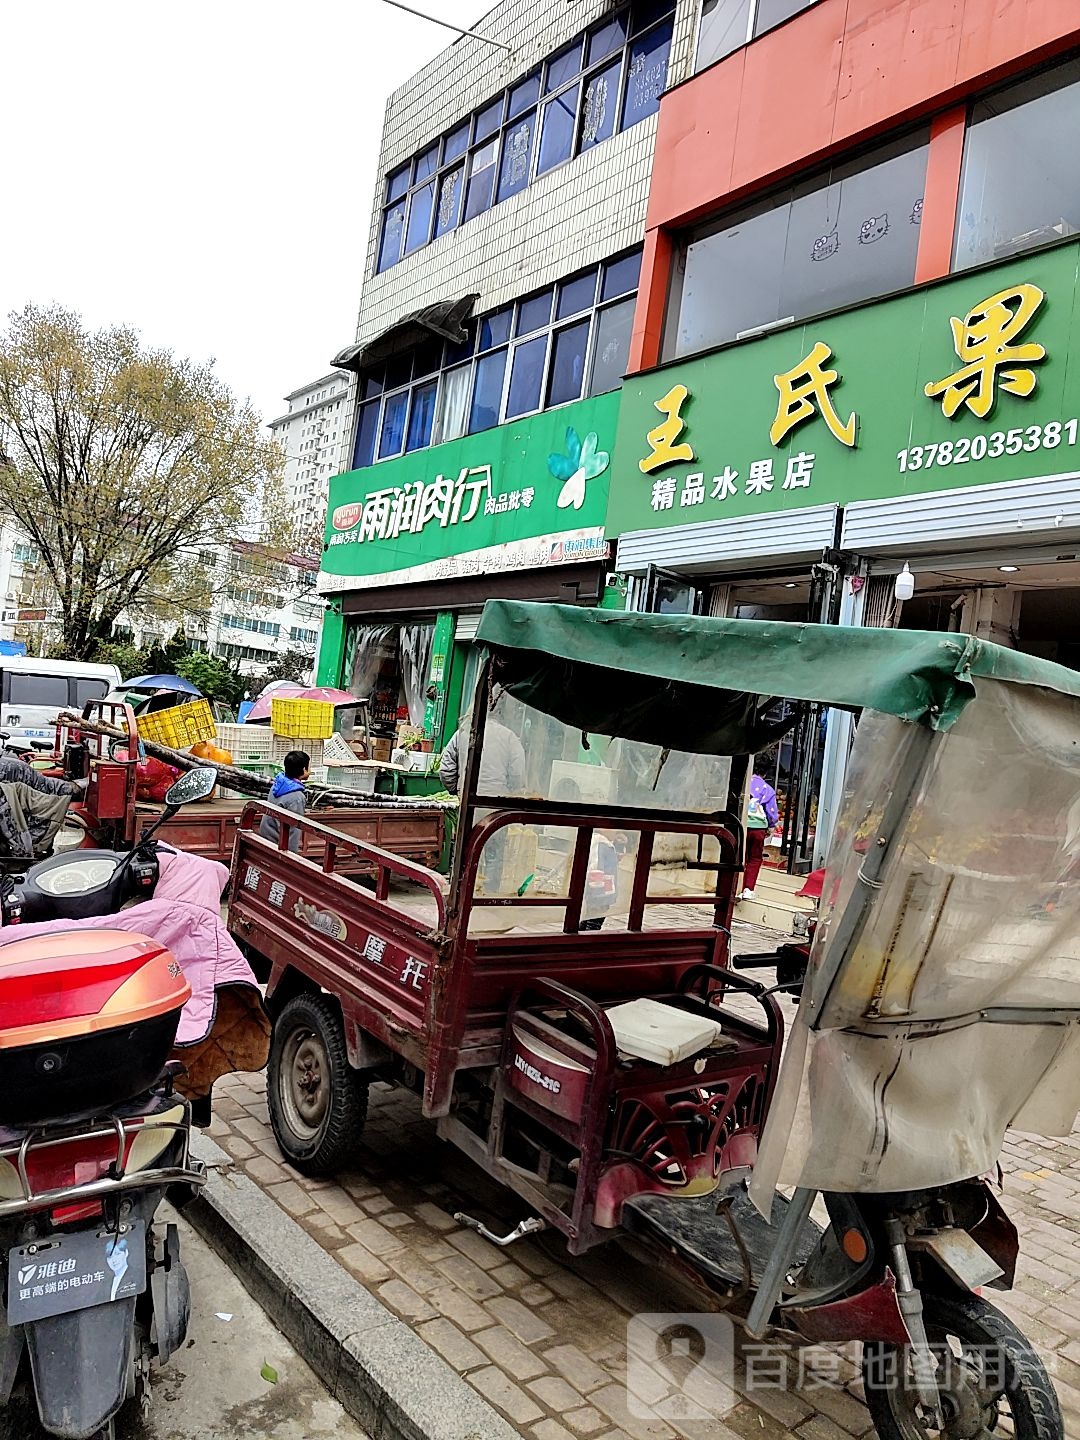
[25,1296,135,1439]
[0,1312,21,1403]
[151,1223,190,1363]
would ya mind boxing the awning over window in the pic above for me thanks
[332,294,480,372]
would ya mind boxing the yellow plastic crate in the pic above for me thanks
[271,698,334,739]
[138,698,217,750]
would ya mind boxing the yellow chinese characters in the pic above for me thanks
[770,342,856,448]
[924,284,1046,419]
[639,384,695,474]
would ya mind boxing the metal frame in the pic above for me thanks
[0,1114,204,1220]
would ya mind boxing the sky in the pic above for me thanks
[1,0,492,428]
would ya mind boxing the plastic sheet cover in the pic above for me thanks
[751,678,1080,1209]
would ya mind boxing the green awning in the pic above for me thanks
[475,601,1080,755]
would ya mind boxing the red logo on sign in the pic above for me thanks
[332,503,363,532]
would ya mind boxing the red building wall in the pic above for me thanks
[630,0,1080,371]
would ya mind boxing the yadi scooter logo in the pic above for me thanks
[17,1264,36,1286]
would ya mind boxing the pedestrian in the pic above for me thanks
[439,718,525,797]
[580,830,623,931]
[258,750,310,853]
[740,771,779,900]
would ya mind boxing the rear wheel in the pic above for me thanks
[268,993,368,1175]
[862,1291,1062,1439]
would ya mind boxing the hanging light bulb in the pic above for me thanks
[894,563,915,602]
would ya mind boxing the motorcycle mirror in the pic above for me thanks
[163,767,217,808]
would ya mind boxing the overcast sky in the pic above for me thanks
[1,0,492,428]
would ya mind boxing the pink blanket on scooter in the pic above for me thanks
[0,847,260,1046]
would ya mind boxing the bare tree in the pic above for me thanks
[0,304,285,657]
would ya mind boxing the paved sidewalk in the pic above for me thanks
[207,918,1080,1439]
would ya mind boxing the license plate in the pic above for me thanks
[6,1221,146,1324]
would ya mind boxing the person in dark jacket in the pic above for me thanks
[258,750,309,853]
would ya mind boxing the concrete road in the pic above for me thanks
[6,1215,370,1440]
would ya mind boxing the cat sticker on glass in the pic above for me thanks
[810,230,839,262]
[910,198,923,225]
[858,213,889,244]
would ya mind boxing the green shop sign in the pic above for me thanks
[320,392,619,591]
[607,241,1080,536]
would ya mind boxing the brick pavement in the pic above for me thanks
[208,919,1080,1439]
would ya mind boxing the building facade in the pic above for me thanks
[269,371,354,543]
[604,0,1080,863]
[316,0,700,760]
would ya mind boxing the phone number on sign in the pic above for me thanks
[897,419,1079,473]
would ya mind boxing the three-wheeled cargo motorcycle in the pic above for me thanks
[230,600,1080,1440]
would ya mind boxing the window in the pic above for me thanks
[670,129,929,359]
[74,678,109,708]
[351,250,641,460]
[7,673,69,708]
[954,57,1080,272]
[12,542,39,565]
[289,627,319,645]
[374,1,673,271]
[694,0,818,73]
[223,615,280,637]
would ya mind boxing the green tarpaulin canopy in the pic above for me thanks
[475,601,1080,755]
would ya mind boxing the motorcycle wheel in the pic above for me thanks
[862,1291,1062,1439]
[267,993,369,1176]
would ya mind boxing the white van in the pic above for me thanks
[0,657,122,749]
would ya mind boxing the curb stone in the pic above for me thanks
[186,1133,521,1440]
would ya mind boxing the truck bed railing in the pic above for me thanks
[237,801,448,930]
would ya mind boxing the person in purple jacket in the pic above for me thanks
[740,772,779,900]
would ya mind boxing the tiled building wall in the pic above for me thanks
[350,0,699,348]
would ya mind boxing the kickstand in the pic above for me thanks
[454,1213,547,1247]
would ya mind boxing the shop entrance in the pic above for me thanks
[345,620,435,758]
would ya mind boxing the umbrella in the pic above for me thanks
[121,673,203,696]
[244,685,365,724]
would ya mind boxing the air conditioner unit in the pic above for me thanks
[4,592,16,602]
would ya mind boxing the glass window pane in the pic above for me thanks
[434,164,464,238]
[444,121,471,164]
[508,74,540,119]
[496,112,536,202]
[516,289,553,336]
[403,180,435,254]
[406,381,437,452]
[386,163,411,202]
[378,391,408,458]
[601,250,642,299]
[415,143,439,181]
[954,59,1080,271]
[588,12,627,66]
[433,365,472,445]
[464,140,498,221]
[444,329,476,365]
[695,0,752,72]
[631,0,676,34]
[754,0,815,39]
[479,308,512,350]
[779,134,928,321]
[412,339,443,378]
[580,60,621,151]
[353,402,380,469]
[377,201,405,272]
[545,39,583,93]
[589,298,635,395]
[547,319,590,406]
[75,678,108,707]
[676,201,787,355]
[469,350,507,433]
[9,674,69,707]
[474,97,504,142]
[620,17,672,130]
[362,373,384,400]
[557,270,598,319]
[537,85,580,174]
[506,336,548,418]
[385,354,412,390]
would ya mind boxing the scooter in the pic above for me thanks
[0,767,218,1439]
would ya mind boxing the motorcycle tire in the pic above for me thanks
[267,993,369,1176]
[862,1290,1062,1440]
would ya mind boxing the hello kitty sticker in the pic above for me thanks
[810,230,839,262]
[858,213,889,244]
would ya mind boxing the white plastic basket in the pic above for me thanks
[216,724,274,761]
[326,766,377,794]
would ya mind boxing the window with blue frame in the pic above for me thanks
[375,0,673,273]
[351,251,641,469]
